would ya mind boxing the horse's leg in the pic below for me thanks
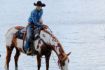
[36,55,41,70]
[14,48,20,70]
[5,46,14,70]
[45,52,51,70]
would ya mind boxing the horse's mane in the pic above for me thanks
[42,29,65,54]
[41,29,59,42]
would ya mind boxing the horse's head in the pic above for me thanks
[58,52,71,70]
[40,29,71,70]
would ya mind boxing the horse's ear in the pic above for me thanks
[67,52,71,56]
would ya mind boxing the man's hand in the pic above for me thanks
[43,25,48,29]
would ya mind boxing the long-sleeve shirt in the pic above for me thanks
[28,9,43,28]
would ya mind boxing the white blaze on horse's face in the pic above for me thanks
[59,58,69,70]
[61,52,71,70]
[61,58,69,70]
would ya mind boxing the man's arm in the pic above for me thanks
[39,18,43,24]
[30,11,43,27]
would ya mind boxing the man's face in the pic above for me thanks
[36,6,42,11]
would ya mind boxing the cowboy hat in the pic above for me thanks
[34,1,46,7]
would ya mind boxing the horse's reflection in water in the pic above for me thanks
[5,26,71,70]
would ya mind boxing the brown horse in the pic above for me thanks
[5,26,71,70]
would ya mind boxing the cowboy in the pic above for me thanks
[25,1,47,54]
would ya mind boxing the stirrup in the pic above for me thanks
[26,48,33,55]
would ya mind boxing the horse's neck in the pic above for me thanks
[40,30,58,46]
[40,30,66,57]
[54,43,65,56]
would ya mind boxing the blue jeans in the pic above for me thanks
[25,24,33,51]
[24,23,43,51]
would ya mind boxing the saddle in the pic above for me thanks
[15,26,40,40]
[15,26,26,39]
[15,26,39,55]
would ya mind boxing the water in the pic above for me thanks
[1,23,105,70]
[1,0,105,70]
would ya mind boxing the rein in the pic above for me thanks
[48,27,53,33]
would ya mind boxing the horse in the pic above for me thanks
[5,26,71,70]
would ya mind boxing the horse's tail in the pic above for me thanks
[5,27,18,47]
